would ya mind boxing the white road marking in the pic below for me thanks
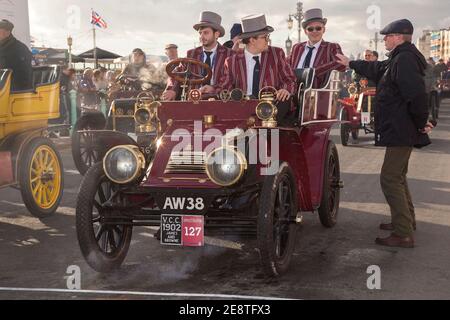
[64,170,82,176]
[0,287,292,300]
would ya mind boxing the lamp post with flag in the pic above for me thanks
[91,9,108,68]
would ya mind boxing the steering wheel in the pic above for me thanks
[166,58,212,86]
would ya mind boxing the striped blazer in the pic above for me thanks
[288,41,346,88]
[166,44,234,92]
[216,46,297,95]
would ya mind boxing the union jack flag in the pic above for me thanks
[91,10,108,29]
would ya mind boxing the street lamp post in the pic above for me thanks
[285,36,293,56]
[287,2,304,43]
[67,35,73,67]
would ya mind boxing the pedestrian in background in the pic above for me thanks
[337,19,434,248]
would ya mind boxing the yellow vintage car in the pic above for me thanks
[0,66,64,217]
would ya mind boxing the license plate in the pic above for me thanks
[160,215,204,247]
[361,112,371,124]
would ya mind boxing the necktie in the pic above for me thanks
[203,51,213,84]
[303,46,315,68]
[252,56,261,98]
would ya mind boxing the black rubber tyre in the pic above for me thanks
[76,163,132,273]
[19,137,64,218]
[340,109,350,146]
[257,162,298,277]
[318,141,341,228]
[71,113,106,176]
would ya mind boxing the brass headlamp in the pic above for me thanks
[256,87,278,128]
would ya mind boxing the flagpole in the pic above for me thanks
[91,8,98,68]
[93,25,97,68]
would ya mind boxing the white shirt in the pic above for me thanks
[297,40,322,69]
[244,49,262,96]
[203,44,218,85]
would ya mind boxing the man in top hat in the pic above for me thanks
[162,11,234,101]
[336,19,434,248]
[223,23,243,52]
[215,14,296,123]
[287,8,346,88]
[0,19,33,91]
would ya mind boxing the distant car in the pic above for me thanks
[75,60,344,277]
[0,66,65,217]
[339,80,377,146]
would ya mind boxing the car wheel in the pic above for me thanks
[76,163,132,273]
[340,109,350,146]
[318,141,341,228]
[257,162,298,277]
[71,113,106,176]
[19,137,64,218]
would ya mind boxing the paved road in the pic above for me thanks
[1,101,449,300]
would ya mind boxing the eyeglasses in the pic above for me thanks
[385,34,401,38]
[257,34,270,41]
[306,26,323,32]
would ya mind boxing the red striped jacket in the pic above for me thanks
[288,41,346,88]
[216,46,297,95]
[166,44,233,91]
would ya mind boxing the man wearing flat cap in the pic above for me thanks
[164,44,179,62]
[0,19,33,91]
[162,11,233,101]
[337,19,434,249]
[215,14,296,123]
[287,9,346,88]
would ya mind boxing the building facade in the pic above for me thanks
[430,29,450,61]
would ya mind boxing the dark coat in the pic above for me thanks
[349,42,429,147]
[0,35,33,91]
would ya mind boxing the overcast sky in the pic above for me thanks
[28,0,450,58]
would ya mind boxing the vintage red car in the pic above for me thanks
[75,61,344,277]
[339,80,377,146]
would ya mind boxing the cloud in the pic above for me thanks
[28,0,450,57]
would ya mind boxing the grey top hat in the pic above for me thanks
[302,8,327,29]
[193,11,225,37]
[238,14,274,39]
[0,19,14,31]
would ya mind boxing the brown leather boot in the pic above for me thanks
[379,222,416,231]
[375,233,415,248]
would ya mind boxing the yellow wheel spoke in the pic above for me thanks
[31,176,40,184]
[42,185,48,205]
[47,158,56,171]
[37,185,43,204]
[46,187,52,203]
[38,150,44,168]
[33,181,41,196]
[43,150,49,167]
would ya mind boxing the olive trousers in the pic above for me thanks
[380,147,416,237]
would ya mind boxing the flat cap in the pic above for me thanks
[0,19,14,31]
[165,44,178,50]
[380,19,414,35]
